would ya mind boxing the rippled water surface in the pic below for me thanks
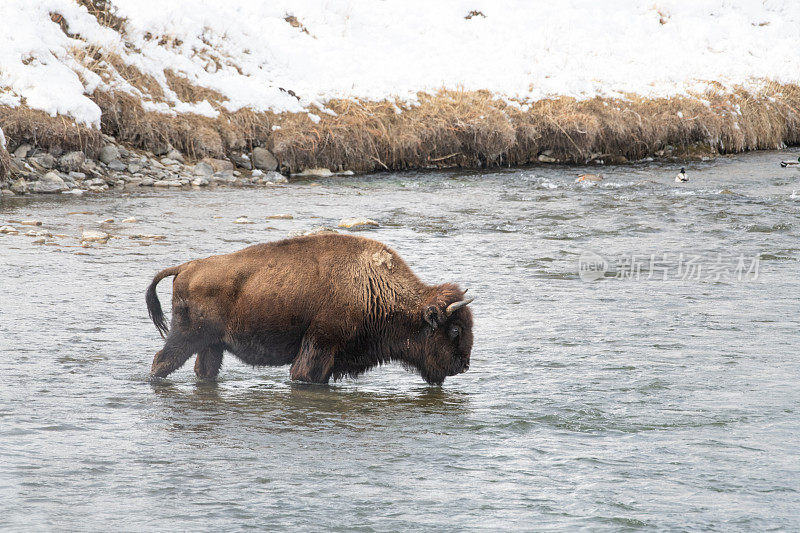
[1,151,799,531]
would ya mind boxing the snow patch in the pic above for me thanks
[0,0,799,127]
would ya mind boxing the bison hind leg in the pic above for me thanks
[150,332,196,379]
[290,334,336,384]
[194,345,224,379]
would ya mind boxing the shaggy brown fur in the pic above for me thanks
[146,234,474,385]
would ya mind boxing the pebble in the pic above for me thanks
[288,226,338,237]
[81,230,110,243]
[62,189,84,196]
[153,180,182,187]
[338,217,379,229]
[97,218,114,224]
[293,167,333,178]
[30,153,56,169]
[202,158,234,173]
[234,217,255,224]
[166,149,185,163]
[122,217,137,223]
[107,160,127,172]
[99,145,120,164]
[10,178,27,194]
[32,171,68,194]
[193,162,214,176]
[24,229,51,237]
[129,234,166,240]
[192,177,210,187]
[13,144,32,158]
[20,220,43,226]
[260,171,288,184]
[252,147,278,171]
[58,151,86,172]
[266,214,293,220]
[0,225,19,235]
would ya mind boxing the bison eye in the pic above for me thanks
[448,325,460,340]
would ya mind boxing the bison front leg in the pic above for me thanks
[150,333,195,378]
[290,335,336,384]
[194,345,224,379]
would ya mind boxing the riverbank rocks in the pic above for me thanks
[58,151,85,172]
[99,145,121,164]
[13,144,32,158]
[288,226,338,238]
[5,136,292,198]
[107,160,127,172]
[202,158,234,173]
[10,177,27,194]
[232,153,251,169]
[32,172,68,193]
[81,230,110,243]
[294,167,333,178]
[338,217,379,229]
[153,180,182,187]
[193,161,214,176]
[166,149,185,163]
[257,171,288,184]
[252,147,278,171]
[30,153,56,169]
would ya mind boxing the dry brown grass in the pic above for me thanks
[91,91,276,158]
[75,0,127,33]
[269,83,800,171]
[2,81,799,178]
[164,70,225,106]
[0,106,102,159]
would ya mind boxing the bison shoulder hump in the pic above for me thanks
[370,249,394,271]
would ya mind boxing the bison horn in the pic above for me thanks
[446,298,474,316]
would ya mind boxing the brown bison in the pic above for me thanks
[146,233,474,385]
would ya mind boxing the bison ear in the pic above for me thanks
[423,305,443,329]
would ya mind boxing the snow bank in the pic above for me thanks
[1,0,800,128]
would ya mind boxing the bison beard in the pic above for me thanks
[145,234,473,385]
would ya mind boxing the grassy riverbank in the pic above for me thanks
[3,1,800,185]
[2,82,800,185]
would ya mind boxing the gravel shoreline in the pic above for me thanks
[0,134,355,198]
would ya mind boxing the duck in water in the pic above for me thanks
[780,156,800,167]
[674,168,688,183]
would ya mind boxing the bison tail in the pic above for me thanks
[146,265,183,338]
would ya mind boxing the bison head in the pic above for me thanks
[415,284,474,385]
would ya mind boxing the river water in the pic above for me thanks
[1,151,799,531]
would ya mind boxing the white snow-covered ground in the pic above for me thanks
[1,0,799,128]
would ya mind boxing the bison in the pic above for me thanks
[146,233,474,385]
